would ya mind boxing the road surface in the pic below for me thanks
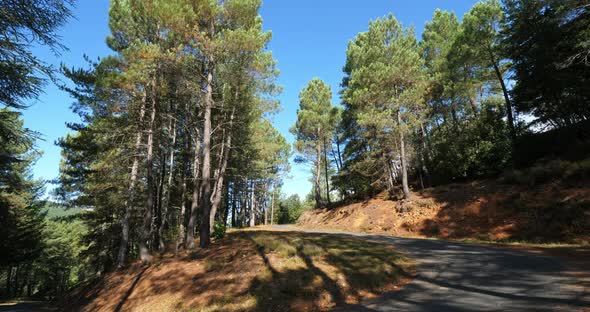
[274,226,589,311]
[0,301,56,312]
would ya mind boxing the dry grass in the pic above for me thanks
[63,230,414,312]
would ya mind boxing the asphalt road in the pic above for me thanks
[0,301,56,312]
[274,226,590,312]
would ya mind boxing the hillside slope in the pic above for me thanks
[298,179,590,243]
[61,230,414,312]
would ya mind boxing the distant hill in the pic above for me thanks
[43,201,85,219]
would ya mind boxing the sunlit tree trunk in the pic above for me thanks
[139,78,158,264]
[186,125,201,249]
[398,110,411,199]
[222,179,230,226]
[117,90,146,269]
[176,139,189,255]
[385,158,395,192]
[159,113,176,252]
[210,108,234,234]
[199,62,214,248]
[263,183,268,225]
[249,179,256,227]
[240,177,247,227]
[323,139,331,206]
[270,189,275,225]
[264,198,268,225]
[315,128,322,208]
[154,147,166,250]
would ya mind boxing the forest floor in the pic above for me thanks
[61,230,415,312]
[298,179,590,245]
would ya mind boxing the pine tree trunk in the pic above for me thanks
[186,125,201,249]
[331,143,341,172]
[209,109,233,234]
[270,189,275,225]
[263,184,268,225]
[199,63,214,248]
[222,179,230,226]
[27,269,33,297]
[139,77,158,264]
[264,199,268,225]
[117,90,147,269]
[323,139,331,206]
[13,265,19,297]
[336,138,344,169]
[489,49,516,151]
[231,180,238,228]
[315,130,322,208]
[386,158,395,192]
[154,148,166,250]
[176,137,190,255]
[19,265,29,296]
[398,110,411,199]
[240,177,247,227]
[159,115,176,252]
[249,179,256,227]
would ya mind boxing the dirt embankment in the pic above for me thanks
[61,231,414,312]
[298,180,590,243]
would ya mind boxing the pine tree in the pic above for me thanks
[291,78,337,208]
[0,109,45,295]
[56,0,286,269]
[459,0,516,148]
[0,0,73,295]
[503,0,590,127]
[342,14,425,199]
[0,0,73,109]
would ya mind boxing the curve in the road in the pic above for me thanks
[273,226,589,312]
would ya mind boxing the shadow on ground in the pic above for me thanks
[300,230,590,312]
[63,231,413,311]
[402,180,590,243]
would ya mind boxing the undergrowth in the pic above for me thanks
[498,158,590,186]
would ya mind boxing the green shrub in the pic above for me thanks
[212,221,226,240]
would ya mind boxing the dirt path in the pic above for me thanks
[272,225,590,311]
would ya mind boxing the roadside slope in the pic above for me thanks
[61,230,414,312]
[298,179,590,243]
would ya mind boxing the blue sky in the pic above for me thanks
[23,0,479,199]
